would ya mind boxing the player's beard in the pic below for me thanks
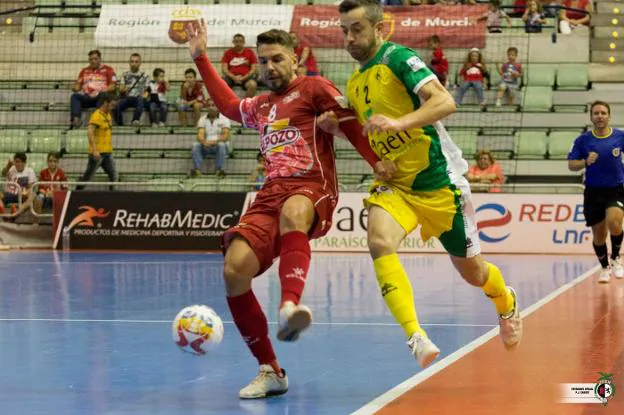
[264,72,291,94]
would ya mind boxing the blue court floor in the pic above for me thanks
[0,251,596,415]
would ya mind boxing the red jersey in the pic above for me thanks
[38,168,67,193]
[221,48,258,77]
[78,65,116,97]
[430,48,449,77]
[239,76,353,197]
[182,80,206,103]
[460,63,486,82]
[294,44,320,74]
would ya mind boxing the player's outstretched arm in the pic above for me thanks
[186,19,243,123]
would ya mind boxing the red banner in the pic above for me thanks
[291,5,487,49]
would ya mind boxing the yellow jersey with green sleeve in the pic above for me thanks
[346,42,468,192]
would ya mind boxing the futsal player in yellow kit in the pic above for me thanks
[319,0,523,367]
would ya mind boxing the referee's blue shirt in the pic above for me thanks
[568,128,624,188]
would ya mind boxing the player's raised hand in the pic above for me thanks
[374,159,396,181]
[587,151,599,166]
[186,18,208,60]
[317,111,341,136]
[363,114,404,135]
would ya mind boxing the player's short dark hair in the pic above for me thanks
[590,100,610,115]
[257,29,294,49]
[88,49,101,58]
[338,0,383,24]
[185,68,197,77]
[507,46,518,54]
[13,152,27,162]
[153,68,165,77]
[99,93,117,103]
[47,151,61,161]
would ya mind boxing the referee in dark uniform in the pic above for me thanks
[568,100,624,283]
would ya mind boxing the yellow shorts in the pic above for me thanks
[364,180,481,257]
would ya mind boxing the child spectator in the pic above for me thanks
[476,0,512,33]
[427,35,449,88]
[455,48,489,106]
[523,0,548,33]
[496,47,523,107]
[290,32,320,76]
[147,68,169,127]
[247,152,266,191]
[221,34,258,98]
[178,68,206,127]
[0,152,37,219]
[35,152,67,214]
[467,150,505,193]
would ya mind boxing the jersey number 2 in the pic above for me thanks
[363,85,371,105]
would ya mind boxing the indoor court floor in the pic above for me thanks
[0,251,622,415]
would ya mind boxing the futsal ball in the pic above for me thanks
[172,305,224,355]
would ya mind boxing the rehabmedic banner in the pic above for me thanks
[244,192,590,254]
[95,5,295,48]
[95,4,486,49]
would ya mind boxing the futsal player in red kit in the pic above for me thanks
[187,21,394,399]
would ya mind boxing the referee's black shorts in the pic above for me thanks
[583,186,624,226]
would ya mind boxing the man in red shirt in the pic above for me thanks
[221,34,258,98]
[34,151,67,214]
[188,21,394,399]
[290,31,320,76]
[70,50,117,129]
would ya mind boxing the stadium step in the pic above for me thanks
[596,3,623,14]
[591,50,624,64]
[592,14,624,26]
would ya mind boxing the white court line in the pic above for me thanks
[351,265,600,415]
[0,318,495,328]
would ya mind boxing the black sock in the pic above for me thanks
[611,233,623,260]
[593,243,610,268]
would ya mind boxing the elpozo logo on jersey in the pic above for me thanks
[475,203,512,243]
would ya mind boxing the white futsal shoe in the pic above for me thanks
[239,364,289,399]
[611,257,624,279]
[277,301,313,342]
[499,287,523,350]
[598,267,611,283]
[407,332,441,368]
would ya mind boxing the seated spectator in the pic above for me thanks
[542,0,560,18]
[467,150,504,193]
[247,152,266,190]
[115,53,149,126]
[0,152,37,220]
[523,0,548,32]
[221,34,258,98]
[455,48,489,106]
[496,47,523,107]
[178,68,206,127]
[559,0,592,34]
[290,32,320,77]
[476,0,512,33]
[147,68,169,127]
[427,35,449,88]
[70,49,117,129]
[34,152,67,215]
[76,95,118,190]
[191,98,231,178]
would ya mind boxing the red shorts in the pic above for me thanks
[221,180,337,276]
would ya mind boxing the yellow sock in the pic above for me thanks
[482,262,514,316]
[373,254,426,338]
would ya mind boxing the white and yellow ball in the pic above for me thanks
[172,305,224,355]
